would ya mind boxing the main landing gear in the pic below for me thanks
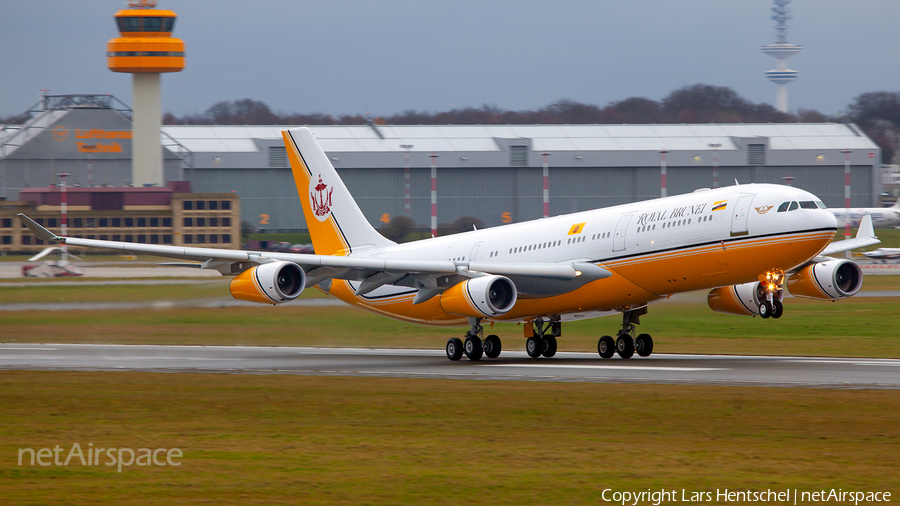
[525,317,561,359]
[758,271,785,320]
[446,317,502,361]
[598,307,653,360]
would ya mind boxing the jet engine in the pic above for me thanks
[440,275,517,317]
[229,261,306,304]
[787,259,862,300]
[707,281,765,317]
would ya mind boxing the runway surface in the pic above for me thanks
[0,343,897,389]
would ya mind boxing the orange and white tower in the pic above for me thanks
[107,0,184,186]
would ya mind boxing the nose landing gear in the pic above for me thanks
[758,270,785,319]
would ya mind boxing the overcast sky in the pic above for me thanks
[1,0,899,119]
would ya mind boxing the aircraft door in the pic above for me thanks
[730,194,756,237]
[468,243,481,261]
[613,214,632,252]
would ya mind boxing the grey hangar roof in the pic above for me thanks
[162,123,880,170]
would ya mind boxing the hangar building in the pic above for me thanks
[168,122,882,232]
[0,94,883,236]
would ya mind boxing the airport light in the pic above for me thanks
[843,149,852,241]
[659,149,668,198]
[58,172,70,262]
[542,151,550,218]
[401,144,413,216]
[430,153,438,236]
[708,143,721,188]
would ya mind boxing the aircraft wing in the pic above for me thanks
[820,215,879,257]
[17,213,609,292]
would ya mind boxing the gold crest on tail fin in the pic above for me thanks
[283,128,395,256]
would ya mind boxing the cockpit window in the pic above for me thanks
[777,202,790,213]
[799,201,818,209]
[788,201,799,211]
[815,200,827,209]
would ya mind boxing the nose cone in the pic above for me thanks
[815,208,838,230]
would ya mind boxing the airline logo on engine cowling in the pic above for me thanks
[309,174,334,222]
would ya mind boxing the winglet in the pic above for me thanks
[856,212,875,240]
[16,214,62,242]
[820,214,879,257]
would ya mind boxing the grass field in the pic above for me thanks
[1,269,899,503]
[0,372,897,505]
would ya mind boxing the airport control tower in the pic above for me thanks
[761,0,802,113]
[107,0,184,186]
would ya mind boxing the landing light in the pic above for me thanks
[575,271,582,277]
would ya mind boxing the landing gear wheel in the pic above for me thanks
[526,336,544,358]
[598,335,615,359]
[541,335,558,358]
[616,334,635,359]
[484,334,502,359]
[759,300,773,319]
[446,337,463,361]
[771,300,784,319]
[635,333,654,357]
[464,335,483,361]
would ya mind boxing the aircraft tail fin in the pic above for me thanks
[892,197,900,208]
[283,128,395,256]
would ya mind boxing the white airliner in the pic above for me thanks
[863,248,900,260]
[19,127,879,361]
[829,198,900,228]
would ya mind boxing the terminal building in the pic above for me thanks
[0,93,884,251]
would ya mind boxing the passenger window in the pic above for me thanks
[777,202,789,212]
[789,201,799,211]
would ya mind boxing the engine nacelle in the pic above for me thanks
[229,261,306,304]
[787,259,862,300]
[440,275,517,317]
[708,281,765,316]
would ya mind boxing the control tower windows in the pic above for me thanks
[116,16,175,33]
[143,17,163,31]
[117,17,141,32]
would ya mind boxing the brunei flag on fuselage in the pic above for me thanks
[712,200,728,212]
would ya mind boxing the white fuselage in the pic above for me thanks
[863,248,900,259]
[366,184,833,270]
[830,204,900,229]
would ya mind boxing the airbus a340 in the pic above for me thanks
[19,127,879,361]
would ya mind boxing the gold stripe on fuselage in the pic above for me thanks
[321,228,835,326]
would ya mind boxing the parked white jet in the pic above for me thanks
[19,127,879,361]
[863,248,900,260]
[829,198,900,228]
